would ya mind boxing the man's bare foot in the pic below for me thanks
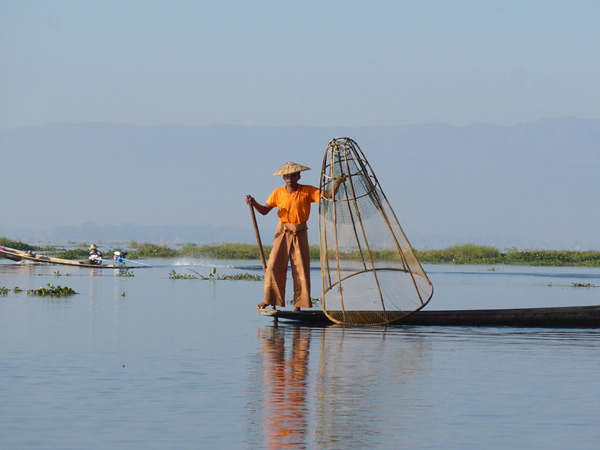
[293,307,301,312]
[257,302,268,310]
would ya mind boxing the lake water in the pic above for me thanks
[1,259,599,448]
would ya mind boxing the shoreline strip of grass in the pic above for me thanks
[2,238,600,267]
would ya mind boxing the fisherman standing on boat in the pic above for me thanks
[88,244,103,265]
[246,162,345,312]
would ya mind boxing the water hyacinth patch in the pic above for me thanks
[172,267,263,281]
[27,284,77,297]
[169,270,198,279]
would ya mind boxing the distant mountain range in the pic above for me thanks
[2,118,599,249]
[0,222,255,246]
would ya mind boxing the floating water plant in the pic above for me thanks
[219,272,264,281]
[571,283,597,288]
[184,267,263,281]
[0,286,9,295]
[53,270,71,277]
[169,270,198,279]
[27,284,77,297]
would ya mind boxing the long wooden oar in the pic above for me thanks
[249,203,267,272]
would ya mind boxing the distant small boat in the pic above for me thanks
[0,245,138,269]
[259,305,600,328]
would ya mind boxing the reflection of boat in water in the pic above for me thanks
[259,305,600,328]
[0,245,139,269]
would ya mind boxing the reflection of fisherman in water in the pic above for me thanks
[258,326,311,449]
[249,327,432,448]
[88,244,103,265]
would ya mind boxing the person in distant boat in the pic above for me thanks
[246,162,345,312]
[88,244,103,265]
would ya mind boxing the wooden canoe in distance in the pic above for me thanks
[0,246,137,269]
[258,305,600,328]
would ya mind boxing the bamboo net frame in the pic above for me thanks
[318,137,433,325]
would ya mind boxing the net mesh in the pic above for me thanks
[318,137,433,325]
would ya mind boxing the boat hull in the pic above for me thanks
[259,305,600,328]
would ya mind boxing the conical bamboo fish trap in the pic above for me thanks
[319,137,433,325]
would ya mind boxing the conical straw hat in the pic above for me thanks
[272,161,310,176]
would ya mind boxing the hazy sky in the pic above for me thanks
[1,0,599,129]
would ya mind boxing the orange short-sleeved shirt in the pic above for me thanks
[266,184,321,224]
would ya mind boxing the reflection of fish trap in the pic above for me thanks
[319,137,433,325]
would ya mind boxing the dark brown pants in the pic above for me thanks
[263,222,312,308]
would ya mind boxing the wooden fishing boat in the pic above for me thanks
[0,245,137,269]
[258,305,600,328]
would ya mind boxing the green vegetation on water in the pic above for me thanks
[169,269,198,279]
[415,243,503,264]
[27,284,77,297]
[336,243,600,267]
[131,242,179,258]
[0,284,83,294]
[170,268,263,281]
[179,242,321,260]
[54,249,89,260]
[0,237,38,252]
[180,242,266,260]
[571,283,597,288]
[53,271,71,277]
[2,237,600,267]
[415,244,600,267]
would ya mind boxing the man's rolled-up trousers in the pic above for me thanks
[263,221,312,308]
